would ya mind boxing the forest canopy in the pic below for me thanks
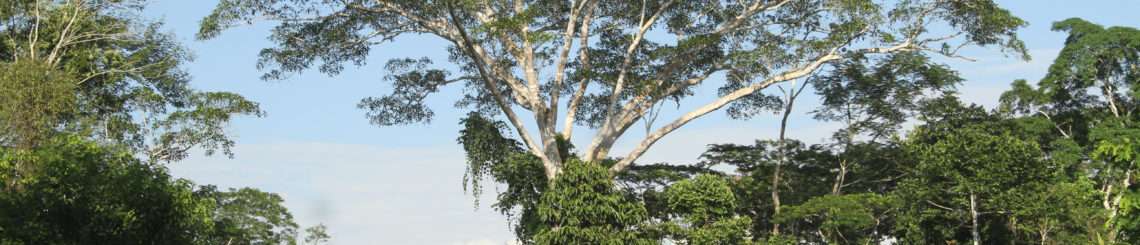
[0,0,1137,244]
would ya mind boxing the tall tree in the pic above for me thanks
[999,18,1140,243]
[198,0,1028,179]
[895,101,1057,245]
[1,1,317,244]
[0,0,262,165]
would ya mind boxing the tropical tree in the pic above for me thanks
[197,0,1028,180]
[0,135,215,244]
[195,185,301,245]
[999,18,1140,243]
[895,101,1058,245]
[0,0,262,165]
[1,1,318,244]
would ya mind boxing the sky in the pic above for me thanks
[138,1,1140,244]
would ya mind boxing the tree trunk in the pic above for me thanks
[970,193,981,245]
[772,82,805,235]
[831,159,848,195]
[1106,167,1132,243]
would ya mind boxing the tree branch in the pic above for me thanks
[447,5,557,178]
[561,0,598,139]
[586,0,676,161]
[609,51,843,173]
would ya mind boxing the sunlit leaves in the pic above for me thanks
[534,160,651,245]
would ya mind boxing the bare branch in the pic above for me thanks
[561,0,598,139]
[47,0,84,65]
[586,0,676,161]
[609,51,842,173]
[550,0,591,133]
[926,200,960,212]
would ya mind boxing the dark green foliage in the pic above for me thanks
[776,193,897,244]
[195,186,300,245]
[659,174,753,244]
[812,52,961,140]
[996,18,1140,243]
[533,160,651,245]
[0,136,317,245]
[458,113,548,240]
[0,136,214,244]
[892,103,1097,244]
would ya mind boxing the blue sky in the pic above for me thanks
[140,1,1139,244]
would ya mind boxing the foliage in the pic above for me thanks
[302,224,330,245]
[457,113,548,240]
[775,193,896,244]
[198,0,1029,177]
[660,174,753,244]
[0,2,315,244]
[0,0,263,163]
[195,185,300,245]
[532,160,651,245]
[0,60,75,148]
[811,51,961,141]
[0,136,214,244]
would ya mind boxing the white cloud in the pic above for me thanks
[452,239,521,245]
[171,142,515,245]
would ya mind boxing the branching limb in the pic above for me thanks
[447,5,557,178]
[561,0,599,139]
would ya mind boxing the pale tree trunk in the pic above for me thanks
[832,159,848,195]
[440,0,933,179]
[970,193,981,245]
[1106,166,1132,243]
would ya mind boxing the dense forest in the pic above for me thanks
[2,0,1139,244]
[0,1,327,244]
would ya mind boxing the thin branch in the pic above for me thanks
[926,200,959,212]
[561,0,598,138]
[588,0,677,160]
[610,50,844,173]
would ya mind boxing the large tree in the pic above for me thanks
[198,0,1028,179]
[1,1,322,244]
[0,0,262,165]
[999,18,1140,243]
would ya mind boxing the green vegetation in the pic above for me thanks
[0,1,323,244]
[0,0,1137,244]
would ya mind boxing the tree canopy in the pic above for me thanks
[198,0,1028,179]
[0,1,324,244]
[4,0,1140,244]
